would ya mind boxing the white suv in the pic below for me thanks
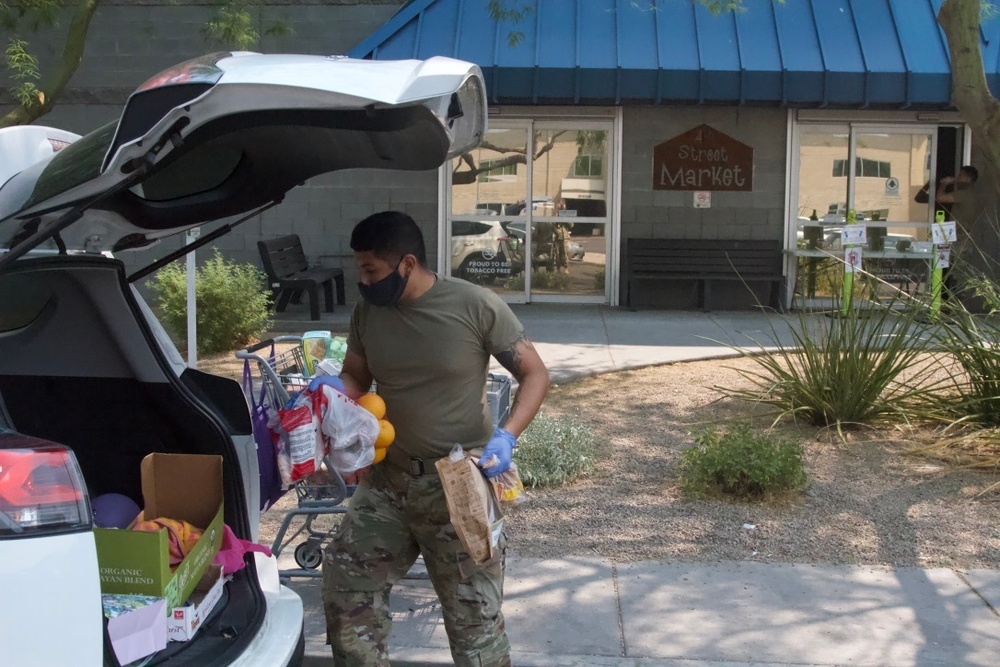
[451,217,509,281]
[0,51,486,666]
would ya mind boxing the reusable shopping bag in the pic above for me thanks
[242,352,286,511]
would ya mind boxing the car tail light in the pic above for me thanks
[0,433,91,538]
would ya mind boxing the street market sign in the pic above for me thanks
[653,124,753,192]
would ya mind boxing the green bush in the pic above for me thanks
[594,268,605,290]
[513,412,596,487]
[147,249,273,354]
[504,270,571,291]
[679,425,807,500]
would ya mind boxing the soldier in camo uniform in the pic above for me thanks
[321,211,550,666]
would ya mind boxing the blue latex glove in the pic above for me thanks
[308,375,345,394]
[479,427,516,478]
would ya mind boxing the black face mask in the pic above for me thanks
[358,261,408,307]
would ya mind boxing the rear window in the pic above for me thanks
[452,221,495,236]
[21,122,117,211]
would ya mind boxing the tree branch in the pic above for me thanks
[451,130,568,184]
[0,0,101,128]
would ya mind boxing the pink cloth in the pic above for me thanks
[212,524,273,575]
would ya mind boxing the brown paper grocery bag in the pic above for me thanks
[436,452,503,565]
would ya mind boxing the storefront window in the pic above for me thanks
[791,123,944,309]
[445,119,613,303]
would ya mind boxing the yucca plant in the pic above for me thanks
[926,277,1000,426]
[721,297,942,433]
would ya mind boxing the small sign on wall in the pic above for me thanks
[884,176,900,197]
[693,191,711,208]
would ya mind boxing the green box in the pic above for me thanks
[95,453,225,610]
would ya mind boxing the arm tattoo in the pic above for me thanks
[494,334,529,380]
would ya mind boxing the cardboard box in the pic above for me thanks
[167,565,226,642]
[95,453,225,610]
[102,594,167,665]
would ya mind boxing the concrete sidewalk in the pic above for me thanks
[272,302,1000,666]
[292,557,1000,666]
[274,303,800,383]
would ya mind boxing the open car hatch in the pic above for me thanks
[0,52,486,266]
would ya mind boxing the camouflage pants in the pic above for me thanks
[322,463,510,667]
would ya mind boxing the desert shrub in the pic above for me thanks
[679,425,807,500]
[594,268,605,290]
[722,301,941,431]
[514,412,596,488]
[147,249,273,354]
[926,282,1000,426]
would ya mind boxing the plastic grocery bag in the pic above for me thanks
[269,393,324,486]
[312,384,379,473]
[487,462,527,506]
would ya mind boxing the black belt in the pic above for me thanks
[385,453,441,477]
[409,457,432,476]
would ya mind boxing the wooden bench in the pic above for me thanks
[257,234,345,321]
[625,238,784,311]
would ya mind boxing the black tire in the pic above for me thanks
[294,542,323,570]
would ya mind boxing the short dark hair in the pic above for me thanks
[350,211,427,265]
[960,165,979,182]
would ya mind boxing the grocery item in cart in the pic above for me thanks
[270,394,324,485]
[301,330,332,375]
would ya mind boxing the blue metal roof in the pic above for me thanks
[348,0,1000,108]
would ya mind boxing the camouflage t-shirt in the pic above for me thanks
[348,274,523,465]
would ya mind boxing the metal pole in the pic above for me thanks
[186,227,200,368]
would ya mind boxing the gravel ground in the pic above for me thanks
[504,357,1000,568]
[213,352,1000,569]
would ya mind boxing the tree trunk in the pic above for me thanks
[0,0,102,129]
[938,0,1000,193]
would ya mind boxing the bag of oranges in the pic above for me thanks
[355,393,395,464]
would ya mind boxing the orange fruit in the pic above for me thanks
[357,393,386,420]
[374,419,395,449]
[372,448,387,464]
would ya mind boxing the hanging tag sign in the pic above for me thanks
[936,245,951,269]
[842,226,866,245]
[932,221,957,245]
[845,247,863,273]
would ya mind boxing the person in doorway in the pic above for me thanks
[551,198,574,274]
[915,166,980,304]
[914,164,979,221]
[321,210,550,667]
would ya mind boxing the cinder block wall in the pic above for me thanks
[620,107,787,309]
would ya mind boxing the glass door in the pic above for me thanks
[527,122,611,301]
[447,124,531,300]
[444,119,614,303]
[790,123,942,308]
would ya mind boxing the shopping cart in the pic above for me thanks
[238,336,513,581]
[236,335,351,580]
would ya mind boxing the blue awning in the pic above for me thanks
[348,0,1000,108]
